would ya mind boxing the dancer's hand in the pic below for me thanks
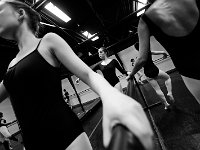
[102,90,154,150]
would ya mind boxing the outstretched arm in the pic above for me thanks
[127,18,151,80]
[75,63,100,84]
[44,32,153,149]
[114,59,128,75]
[91,63,100,72]
[46,32,116,100]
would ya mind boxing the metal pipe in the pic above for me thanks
[75,4,150,47]
[107,124,145,150]
[68,76,85,113]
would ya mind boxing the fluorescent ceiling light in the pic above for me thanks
[45,2,71,23]
[91,36,99,41]
[82,31,99,41]
[82,31,89,37]
[137,0,147,16]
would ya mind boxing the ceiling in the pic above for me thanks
[0,0,149,79]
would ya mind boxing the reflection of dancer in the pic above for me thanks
[93,47,128,92]
[76,47,128,92]
[130,58,144,84]
[128,50,174,110]
[0,1,153,149]
[133,0,200,105]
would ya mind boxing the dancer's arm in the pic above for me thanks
[114,59,128,75]
[127,18,151,80]
[44,32,153,149]
[75,63,100,84]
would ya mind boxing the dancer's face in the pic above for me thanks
[98,48,107,60]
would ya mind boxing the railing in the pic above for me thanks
[107,124,145,150]
[7,122,146,150]
[6,120,18,128]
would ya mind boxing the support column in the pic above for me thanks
[68,75,85,112]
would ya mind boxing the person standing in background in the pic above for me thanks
[93,47,128,92]
[127,48,174,110]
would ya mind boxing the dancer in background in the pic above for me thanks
[76,47,128,92]
[129,0,200,105]
[127,48,174,109]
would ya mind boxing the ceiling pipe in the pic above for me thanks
[26,0,100,50]
[25,0,149,46]
[24,0,82,43]
[24,0,149,54]
[28,0,49,11]
[75,3,150,48]
[40,22,87,41]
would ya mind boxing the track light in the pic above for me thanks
[45,2,71,23]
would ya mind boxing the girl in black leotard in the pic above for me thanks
[76,47,128,92]
[128,47,174,109]
[94,47,128,92]
[129,0,200,105]
[0,0,153,150]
